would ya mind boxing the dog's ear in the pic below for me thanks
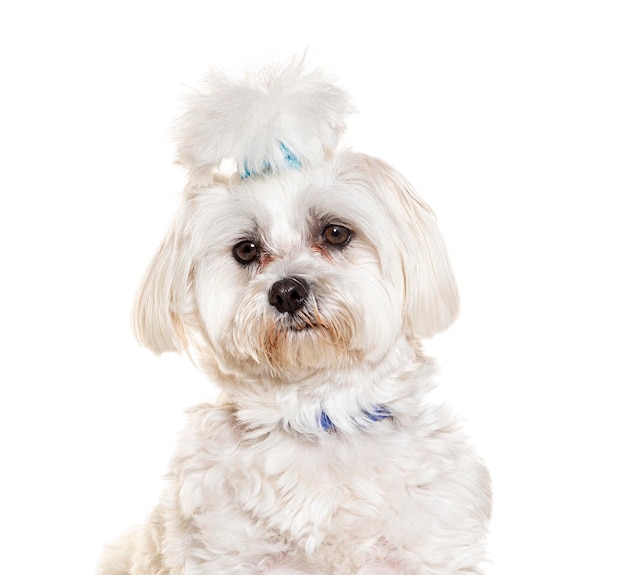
[359,155,459,338]
[132,209,196,354]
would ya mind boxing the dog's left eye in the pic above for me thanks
[233,240,260,265]
[322,224,352,247]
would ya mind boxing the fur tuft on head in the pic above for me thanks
[174,57,354,178]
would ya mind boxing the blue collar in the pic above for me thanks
[319,405,393,432]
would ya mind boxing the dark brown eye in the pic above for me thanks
[322,224,352,247]
[233,240,260,265]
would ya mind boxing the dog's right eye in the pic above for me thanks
[322,224,352,247]
[233,240,260,265]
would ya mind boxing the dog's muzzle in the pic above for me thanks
[268,276,309,314]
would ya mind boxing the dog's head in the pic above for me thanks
[133,60,458,379]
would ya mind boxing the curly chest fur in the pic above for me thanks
[167,402,483,569]
[231,436,399,549]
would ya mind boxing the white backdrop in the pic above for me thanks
[1,2,625,574]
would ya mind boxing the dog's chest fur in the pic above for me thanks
[164,398,478,572]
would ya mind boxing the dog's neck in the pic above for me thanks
[213,336,436,437]
[318,404,392,433]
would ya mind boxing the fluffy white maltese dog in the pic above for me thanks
[99,59,491,575]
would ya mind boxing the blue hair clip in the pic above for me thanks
[279,142,301,170]
[241,142,301,179]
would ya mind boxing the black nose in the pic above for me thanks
[268,277,309,314]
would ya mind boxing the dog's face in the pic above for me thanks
[133,151,458,379]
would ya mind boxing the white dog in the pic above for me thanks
[99,59,491,575]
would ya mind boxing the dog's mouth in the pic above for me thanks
[281,306,323,332]
[266,301,327,339]
[258,300,355,372]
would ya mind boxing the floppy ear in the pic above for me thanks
[132,208,197,354]
[360,155,459,338]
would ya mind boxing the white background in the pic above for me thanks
[1,2,625,574]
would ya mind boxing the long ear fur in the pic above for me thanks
[132,207,196,354]
[356,154,459,337]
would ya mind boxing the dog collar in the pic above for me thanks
[319,405,393,433]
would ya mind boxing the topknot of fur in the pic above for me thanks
[174,58,354,178]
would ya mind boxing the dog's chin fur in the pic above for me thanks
[99,60,491,575]
[225,286,360,379]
